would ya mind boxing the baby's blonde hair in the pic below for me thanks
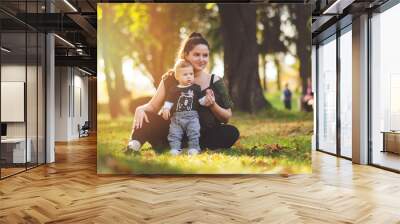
[173,59,192,71]
[173,59,193,79]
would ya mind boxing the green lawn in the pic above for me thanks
[97,102,313,174]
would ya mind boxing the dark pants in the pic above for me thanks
[284,100,291,110]
[131,112,240,150]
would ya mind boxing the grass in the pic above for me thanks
[98,93,313,174]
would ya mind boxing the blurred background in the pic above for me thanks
[97,3,312,118]
[97,3,313,174]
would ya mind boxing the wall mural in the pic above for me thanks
[97,3,313,174]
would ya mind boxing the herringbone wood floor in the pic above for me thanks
[1,135,400,224]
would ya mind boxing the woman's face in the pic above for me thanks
[185,44,209,72]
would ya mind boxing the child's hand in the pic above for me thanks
[203,89,215,107]
[206,89,214,98]
[162,109,170,120]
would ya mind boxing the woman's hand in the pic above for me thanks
[203,89,232,123]
[133,106,149,129]
[203,89,216,107]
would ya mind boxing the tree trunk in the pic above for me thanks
[260,54,267,92]
[274,57,281,91]
[260,5,286,54]
[140,5,184,86]
[291,5,311,111]
[101,5,124,118]
[219,4,270,113]
[103,59,119,118]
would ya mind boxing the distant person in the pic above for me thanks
[283,83,292,110]
[302,79,314,112]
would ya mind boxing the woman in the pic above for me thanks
[128,32,239,151]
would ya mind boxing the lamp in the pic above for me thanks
[322,0,355,15]
[1,47,11,53]
[78,67,93,76]
[63,0,78,12]
[54,34,75,48]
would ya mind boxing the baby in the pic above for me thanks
[162,59,206,155]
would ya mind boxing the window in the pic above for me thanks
[0,1,46,179]
[370,3,400,171]
[339,28,352,158]
[317,35,337,154]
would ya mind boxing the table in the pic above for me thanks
[381,131,400,154]
[1,138,31,163]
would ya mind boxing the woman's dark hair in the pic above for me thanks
[177,32,210,59]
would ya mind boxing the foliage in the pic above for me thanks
[97,3,311,116]
[99,4,212,86]
[97,109,312,174]
[258,4,289,55]
[98,4,149,117]
[218,4,270,112]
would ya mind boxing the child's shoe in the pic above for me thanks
[127,140,141,152]
[188,148,200,155]
[170,149,182,156]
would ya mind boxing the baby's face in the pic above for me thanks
[176,67,194,86]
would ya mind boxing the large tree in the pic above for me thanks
[98,4,203,117]
[134,5,198,85]
[289,5,312,109]
[218,4,270,113]
[258,5,288,91]
[99,4,131,117]
[125,4,207,86]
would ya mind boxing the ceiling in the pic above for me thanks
[0,0,97,74]
[1,0,392,74]
[311,0,389,43]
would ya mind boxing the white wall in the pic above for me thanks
[1,63,46,164]
[72,73,89,138]
[1,66,25,128]
[55,67,89,141]
[1,65,28,138]
[371,3,400,156]
[55,67,70,141]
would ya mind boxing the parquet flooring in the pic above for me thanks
[1,135,400,223]
[1,167,26,177]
